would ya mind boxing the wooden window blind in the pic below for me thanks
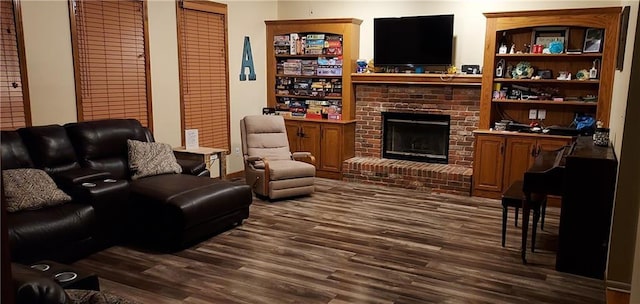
[1,0,31,130]
[69,0,152,128]
[177,1,230,150]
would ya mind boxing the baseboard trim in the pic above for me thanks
[607,280,631,292]
[225,170,244,180]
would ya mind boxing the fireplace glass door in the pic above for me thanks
[382,112,450,163]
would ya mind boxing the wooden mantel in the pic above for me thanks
[351,73,482,86]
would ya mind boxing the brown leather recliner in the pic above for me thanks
[240,115,315,199]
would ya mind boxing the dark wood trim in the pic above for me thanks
[483,6,622,18]
[142,0,153,131]
[175,0,186,146]
[225,170,244,180]
[67,0,84,121]
[68,0,153,126]
[182,0,226,14]
[13,0,31,126]
[176,1,231,150]
[351,73,482,86]
[222,4,230,152]
[265,18,363,26]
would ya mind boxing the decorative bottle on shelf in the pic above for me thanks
[498,32,508,54]
[590,59,600,79]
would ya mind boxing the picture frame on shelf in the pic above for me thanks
[531,27,569,50]
[583,28,604,53]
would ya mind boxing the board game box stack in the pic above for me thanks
[273,32,345,120]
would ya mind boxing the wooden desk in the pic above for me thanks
[173,147,227,179]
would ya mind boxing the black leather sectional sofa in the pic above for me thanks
[1,118,253,264]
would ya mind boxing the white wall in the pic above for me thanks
[21,0,77,125]
[221,0,278,174]
[147,0,182,146]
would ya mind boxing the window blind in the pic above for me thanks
[1,0,31,130]
[177,1,230,150]
[70,0,152,127]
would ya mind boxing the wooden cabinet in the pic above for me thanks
[266,18,361,179]
[285,119,355,179]
[502,136,573,191]
[472,131,573,199]
[480,8,622,130]
[285,120,321,160]
[473,134,505,194]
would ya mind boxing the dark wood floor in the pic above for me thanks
[73,178,605,303]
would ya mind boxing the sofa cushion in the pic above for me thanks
[242,115,292,161]
[3,168,72,212]
[7,202,96,261]
[64,119,148,180]
[129,174,251,229]
[267,160,316,180]
[127,140,182,180]
[17,125,81,174]
[1,131,34,170]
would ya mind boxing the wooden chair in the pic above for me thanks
[501,180,547,249]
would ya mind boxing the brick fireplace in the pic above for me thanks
[343,77,481,196]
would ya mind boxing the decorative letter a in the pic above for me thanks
[239,36,256,81]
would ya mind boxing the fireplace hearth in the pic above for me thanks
[382,112,450,164]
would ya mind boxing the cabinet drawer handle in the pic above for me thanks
[531,146,536,157]
[500,143,504,155]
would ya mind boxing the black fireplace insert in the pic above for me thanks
[382,112,450,163]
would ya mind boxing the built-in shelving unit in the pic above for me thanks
[473,7,623,200]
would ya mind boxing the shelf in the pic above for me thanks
[276,54,341,58]
[276,74,342,79]
[492,99,598,106]
[351,73,482,86]
[494,78,599,84]
[495,53,603,58]
[276,94,342,100]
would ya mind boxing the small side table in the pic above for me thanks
[173,146,227,179]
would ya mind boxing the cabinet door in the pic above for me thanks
[320,124,343,172]
[284,121,300,152]
[473,135,505,193]
[503,137,537,190]
[299,122,321,162]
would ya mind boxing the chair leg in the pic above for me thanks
[502,206,508,247]
[540,198,547,230]
[532,205,541,252]
[514,207,519,227]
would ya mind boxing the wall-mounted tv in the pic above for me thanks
[374,14,454,67]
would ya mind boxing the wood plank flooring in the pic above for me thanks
[73,178,606,303]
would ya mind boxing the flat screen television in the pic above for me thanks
[374,14,454,67]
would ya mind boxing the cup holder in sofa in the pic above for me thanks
[54,271,78,283]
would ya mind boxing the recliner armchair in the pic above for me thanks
[240,115,316,199]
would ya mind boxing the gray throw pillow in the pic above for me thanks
[127,140,182,180]
[2,168,72,213]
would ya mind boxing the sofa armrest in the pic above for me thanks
[12,263,70,304]
[50,168,112,189]
[292,152,316,165]
[175,158,208,176]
